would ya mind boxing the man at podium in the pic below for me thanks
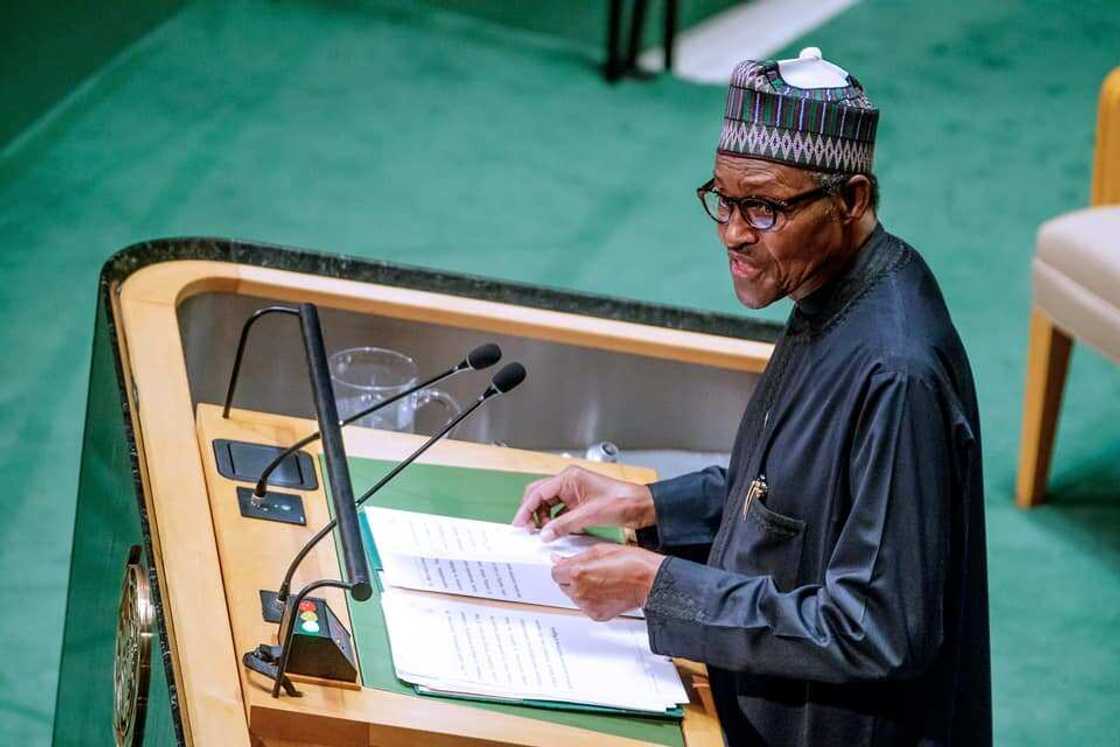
[515,49,991,746]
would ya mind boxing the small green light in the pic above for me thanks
[300,621,320,634]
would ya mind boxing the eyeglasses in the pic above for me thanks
[696,179,833,231]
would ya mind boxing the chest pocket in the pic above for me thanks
[726,492,807,592]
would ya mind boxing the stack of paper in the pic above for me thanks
[381,587,688,714]
[366,506,641,615]
[362,507,689,715]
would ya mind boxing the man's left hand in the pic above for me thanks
[551,544,666,621]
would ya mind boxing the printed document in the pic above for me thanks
[381,587,688,713]
[362,507,687,714]
[365,505,641,614]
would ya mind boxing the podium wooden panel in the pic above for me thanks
[54,245,774,745]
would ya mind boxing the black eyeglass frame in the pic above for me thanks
[696,178,836,230]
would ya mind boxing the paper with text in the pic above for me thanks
[364,506,641,614]
[381,587,687,713]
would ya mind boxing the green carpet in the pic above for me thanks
[1,0,1118,743]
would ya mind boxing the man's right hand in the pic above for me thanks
[511,465,656,542]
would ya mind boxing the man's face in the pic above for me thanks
[713,155,843,309]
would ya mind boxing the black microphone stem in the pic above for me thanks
[253,364,462,496]
[223,306,298,419]
[275,393,490,603]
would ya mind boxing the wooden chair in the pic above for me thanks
[1016,67,1120,508]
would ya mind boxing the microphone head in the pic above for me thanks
[466,343,502,370]
[489,363,526,395]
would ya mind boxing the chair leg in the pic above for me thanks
[625,0,650,74]
[663,0,678,73]
[605,0,625,82]
[1016,307,1073,508]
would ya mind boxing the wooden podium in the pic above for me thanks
[53,239,775,745]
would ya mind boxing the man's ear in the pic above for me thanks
[840,175,872,223]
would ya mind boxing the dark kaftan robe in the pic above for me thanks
[640,225,992,746]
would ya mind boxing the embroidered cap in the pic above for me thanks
[718,47,878,174]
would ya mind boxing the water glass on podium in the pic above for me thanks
[329,347,461,433]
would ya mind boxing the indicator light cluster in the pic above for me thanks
[297,600,320,634]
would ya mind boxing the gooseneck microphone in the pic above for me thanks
[252,343,502,497]
[272,362,527,606]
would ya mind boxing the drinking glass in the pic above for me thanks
[329,347,461,433]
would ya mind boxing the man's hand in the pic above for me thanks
[512,465,655,542]
[551,545,666,621]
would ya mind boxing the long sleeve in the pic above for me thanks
[643,371,956,683]
[637,465,728,552]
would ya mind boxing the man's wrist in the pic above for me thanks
[637,549,668,608]
[619,483,657,529]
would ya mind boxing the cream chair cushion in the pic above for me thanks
[1033,206,1120,362]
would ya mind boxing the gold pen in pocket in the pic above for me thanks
[743,475,768,519]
